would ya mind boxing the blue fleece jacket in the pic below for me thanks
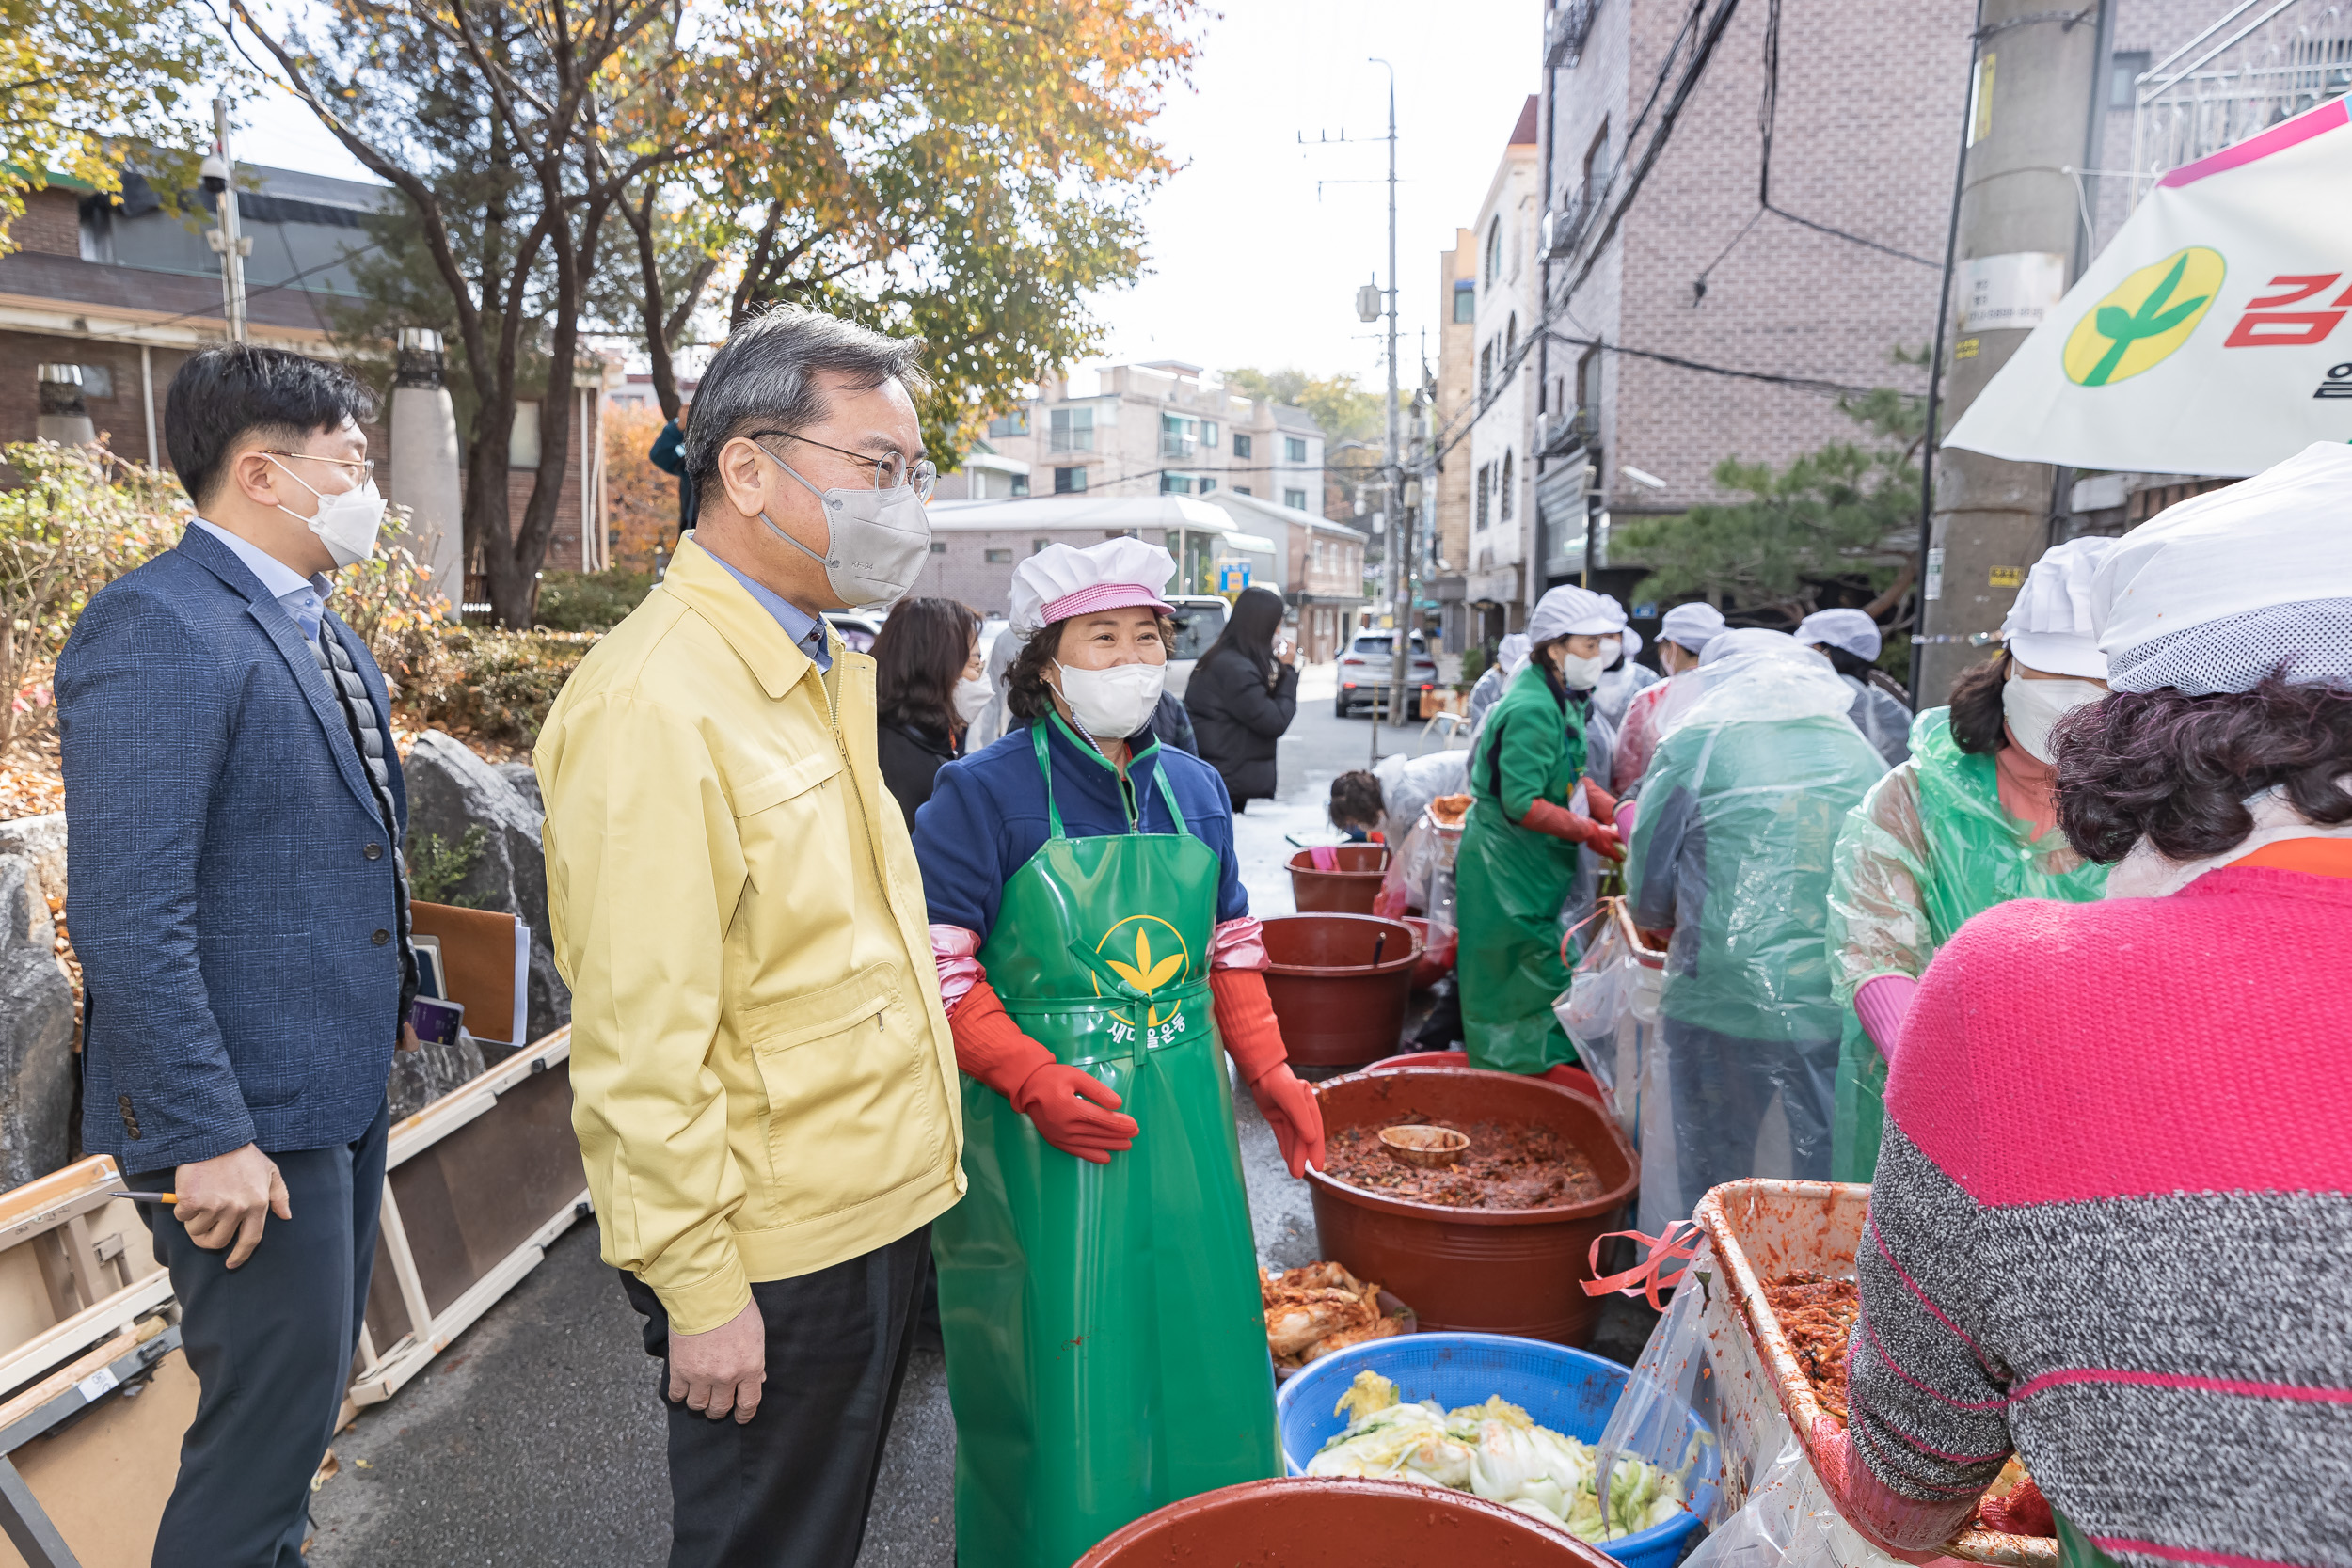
[912,714,1249,942]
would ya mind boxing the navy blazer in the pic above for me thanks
[57,526,406,1169]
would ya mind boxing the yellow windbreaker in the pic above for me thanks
[534,539,964,1335]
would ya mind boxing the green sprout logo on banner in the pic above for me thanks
[2063,246,2226,386]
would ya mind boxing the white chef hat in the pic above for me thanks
[1008,537,1177,634]
[1795,608,1883,662]
[1528,585,1624,643]
[1999,536,2118,680]
[1659,601,1727,653]
[1619,626,1644,659]
[2093,442,2352,695]
[1496,631,1532,675]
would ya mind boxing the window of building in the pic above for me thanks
[1161,413,1198,459]
[1505,313,1518,361]
[1049,405,1094,452]
[1484,215,1502,285]
[1476,464,1490,529]
[1010,472,1030,496]
[1576,347,1601,415]
[986,409,1030,437]
[929,541,946,554]
[1501,451,1516,521]
[1284,436,1307,464]
[1032,538,1049,555]
[1480,341,1493,398]
[1234,485,1252,496]
[1054,466,1087,494]
[1202,420,1219,449]
[2109,50,2149,109]
[1584,119,1613,195]
[509,401,542,469]
[1453,279,1475,323]
[985,548,1014,562]
[1283,488,1308,510]
[1200,477,1216,493]
[1160,473,1195,495]
[1232,432,1252,460]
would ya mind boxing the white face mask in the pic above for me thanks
[1054,659,1165,741]
[2002,669,2106,764]
[267,458,384,569]
[1555,650,1610,691]
[952,672,993,725]
[756,445,932,607]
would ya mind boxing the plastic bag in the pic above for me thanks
[1375,806,1465,935]
[1555,898,1663,1145]
[1587,1236,1730,1531]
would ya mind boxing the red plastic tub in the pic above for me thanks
[1305,1066,1638,1346]
[1263,913,1422,1068]
[1399,916,1457,989]
[1074,1477,1613,1567]
[1287,844,1390,914]
[1364,1048,1602,1107]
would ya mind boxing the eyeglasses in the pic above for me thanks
[265,451,375,482]
[754,430,936,501]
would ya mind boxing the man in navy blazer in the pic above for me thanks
[57,344,420,1566]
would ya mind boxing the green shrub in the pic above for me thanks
[407,824,489,906]
[534,568,654,632]
[405,628,598,747]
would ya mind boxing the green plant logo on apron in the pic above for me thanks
[934,717,1279,1568]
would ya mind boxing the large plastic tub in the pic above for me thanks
[1074,1476,1612,1567]
[1306,1067,1638,1345]
[1288,844,1390,914]
[1364,1048,1604,1107]
[1263,913,1422,1067]
[1277,1332,1715,1568]
[1693,1179,2057,1568]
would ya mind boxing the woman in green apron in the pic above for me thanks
[1823,538,2118,1180]
[911,538,1324,1568]
[1456,585,1629,1073]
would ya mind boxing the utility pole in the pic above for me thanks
[202,97,250,342]
[1915,1,2104,704]
[1371,58,1406,765]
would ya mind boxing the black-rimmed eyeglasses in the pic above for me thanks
[753,430,936,502]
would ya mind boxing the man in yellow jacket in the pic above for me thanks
[535,309,962,1567]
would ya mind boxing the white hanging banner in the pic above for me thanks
[1943,95,2352,476]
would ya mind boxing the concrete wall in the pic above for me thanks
[1469,136,1541,592]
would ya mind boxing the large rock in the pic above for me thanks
[385,1029,487,1122]
[402,730,570,1039]
[496,762,543,816]
[0,851,76,1187]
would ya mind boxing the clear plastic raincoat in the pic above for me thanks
[1624,633,1887,1220]
[1823,706,2105,1180]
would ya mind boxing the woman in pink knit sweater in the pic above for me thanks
[1817,443,2352,1568]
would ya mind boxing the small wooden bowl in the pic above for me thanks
[1378,1124,1470,1169]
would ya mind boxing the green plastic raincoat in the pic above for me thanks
[1457,660,1590,1073]
[1624,643,1886,1214]
[1824,707,2106,1180]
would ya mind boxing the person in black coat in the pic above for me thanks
[873,596,984,821]
[1184,585,1298,808]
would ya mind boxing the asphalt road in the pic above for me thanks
[307,666,1653,1564]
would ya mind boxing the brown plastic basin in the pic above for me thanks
[1305,1066,1639,1346]
[1263,913,1422,1068]
[1074,1476,1613,1567]
[1287,844,1390,914]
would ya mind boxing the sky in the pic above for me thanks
[231,0,1545,396]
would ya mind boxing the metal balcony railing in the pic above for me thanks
[2130,0,2352,200]
[1546,0,1597,68]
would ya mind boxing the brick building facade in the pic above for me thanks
[1,172,606,580]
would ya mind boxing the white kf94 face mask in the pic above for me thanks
[755,446,932,607]
[267,458,386,569]
[2002,668,2107,764]
[1055,660,1165,741]
[952,672,993,725]
[1555,650,1610,691]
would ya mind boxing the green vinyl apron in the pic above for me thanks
[933,719,1279,1568]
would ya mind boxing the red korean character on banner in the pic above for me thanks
[2224,273,2351,347]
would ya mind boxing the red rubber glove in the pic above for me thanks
[1010,1063,1138,1164]
[1520,798,1626,862]
[1210,968,1327,1178]
[1809,1415,1982,1559]
[1582,780,1620,828]
[949,980,1137,1164]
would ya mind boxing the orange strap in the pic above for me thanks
[1581,1221,1703,1310]
[2229,836,2352,879]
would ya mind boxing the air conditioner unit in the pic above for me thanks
[1539,189,1592,260]
[1545,0,1597,69]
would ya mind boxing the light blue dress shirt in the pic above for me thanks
[191,519,334,641]
[703,545,833,672]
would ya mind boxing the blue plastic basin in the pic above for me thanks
[1275,1332,1715,1568]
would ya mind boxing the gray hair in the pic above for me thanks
[684,307,931,506]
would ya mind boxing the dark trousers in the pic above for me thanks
[623,1226,932,1568]
[135,1099,389,1568]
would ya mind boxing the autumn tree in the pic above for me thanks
[1223,366,1399,524]
[1,0,216,250]
[620,0,1200,458]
